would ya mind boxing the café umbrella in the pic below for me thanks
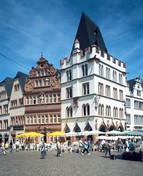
[47,131,65,137]
[16,132,44,138]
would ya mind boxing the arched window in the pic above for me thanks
[87,104,90,115]
[101,104,104,116]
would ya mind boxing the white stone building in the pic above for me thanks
[0,77,13,143]
[60,13,126,139]
[9,72,28,143]
[126,75,143,131]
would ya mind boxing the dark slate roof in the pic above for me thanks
[71,12,108,54]
[0,77,13,98]
[127,79,136,93]
[14,72,28,93]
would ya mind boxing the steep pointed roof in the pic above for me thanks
[71,12,107,54]
[0,77,13,98]
[14,72,28,93]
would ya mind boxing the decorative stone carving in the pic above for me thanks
[51,76,60,89]
[29,67,36,78]
[25,79,34,92]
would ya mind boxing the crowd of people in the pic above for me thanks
[0,137,143,159]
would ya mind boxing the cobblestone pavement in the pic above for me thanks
[0,150,143,176]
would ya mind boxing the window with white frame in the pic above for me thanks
[137,90,141,96]
[46,95,49,103]
[98,83,104,95]
[57,94,60,102]
[113,88,117,99]
[105,85,110,97]
[57,114,60,123]
[66,106,73,117]
[82,64,88,77]
[119,73,123,84]
[27,116,29,124]
[66,87,72,98]
[82,83,89,95]
[50,115,53,123]
[41,116,44,123]
[26,96,29,105]
[30,96,32,104]
[38,116,40,124]
[66,70,72,81]
[134,115,143,125]
[83,104,90,116]
[39,80,42,86]
[106,67,110,79]
[113,70,117,82]
[126,98,131,108]
[45,115,48,123]
[134,100,143,110]
[34,116,36,124]
[99,64,104,76]
[106,105,111,116]
[126,114,131,123]
[30,116,33,124]
[119,90,123,100]
[49,95,52,103]
[53,94,56,103]
[113,107,118,118]
[119,108,123,119]
[35,80,38,87]
[98,104,104,116]
[54,115,57,123]
[33,96,36,104]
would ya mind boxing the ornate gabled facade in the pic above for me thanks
[0,77,13,143]
[9,72,28,143]
[24,55,61,142]
[126,75,143,131]
[61,13,126,141]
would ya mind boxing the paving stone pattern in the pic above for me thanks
[0,151,143,176]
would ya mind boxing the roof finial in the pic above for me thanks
[41,52,43,58]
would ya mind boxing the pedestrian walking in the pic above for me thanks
[104,140,111,157]
[9,140,13,152]
[56,139,61,157]
[81,139,90,155]
[1,141,6,155]
[40,141,46,159]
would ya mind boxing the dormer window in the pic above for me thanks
[137,90,141,96]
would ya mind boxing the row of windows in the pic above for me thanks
[26,114,61,124]
[66,104,90,117]
[0,120,8,129]
[37,70,50,77]
[134,115,143,125]
[0,104,8,115]
[126,99,143,110]
[11,98,23,108]
[11,116,25,126]
[98,104,124,118]
[25,94,60,105]
[66,82,123,101]
[66,104,123,118]
[98,83,123,100]
[35,79,50,87]
[99,64,123,84]
[66,64,88,82]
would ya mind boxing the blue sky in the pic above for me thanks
[0,0,143,81]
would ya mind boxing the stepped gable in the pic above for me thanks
[127,75,142,93]
[71,12,107,54]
